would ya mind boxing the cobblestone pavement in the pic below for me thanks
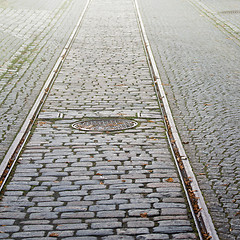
[193,0,240,28]
[0,0,88,162]
[0,0,198,239]
[137,0,240,239]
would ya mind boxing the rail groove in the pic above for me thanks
[0,0,92,192]
[134,0,220,239]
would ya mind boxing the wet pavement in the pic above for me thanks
[138,0,240,239]
[0,0,198,239]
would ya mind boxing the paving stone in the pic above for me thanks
[96,199,128,205]
[153,226,193,234]
[63,237,97,240]
[56,223,88,230]
[23,225,53,231]
[51,186,80,191]
[89,205,116,212]
[0,233,9,239]
[67,201,93,207]
[119,204,151,210]
[157,220,191,226]
[127,221,155,228]
[11,231,45,238]
[0,0,197,239]
[6,185,31,191]
[54,206,88,213]
[161,208,188,215]
[38,201,64,207]
[138,0,240,238]
[53,219,83,225]
[29,212,58,220]
[0,212,26,219]
[91,222,122,229]
[84,194,110,201]
[0,219,15,225]
[136,234,169,240]
[20,220,50,225]
[76,229,114,236]
[102,236,135,240]
[128,210,160,217]
[46,231,74,240]
[26,191,54,197]
[125,188,153,194]
[27,207,53,213]
[117,228,150,235]
[32,197,55,202]
[153,203,186,209]
[172,233,197,239]
[96,211,126,218]
[61,212,95,219]
[58,191,88,196]
[0,226,20,232]
[57,196,82,202]
[4,191,24,196]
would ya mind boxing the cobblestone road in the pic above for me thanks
[138,0,240,239]
[193,0,240,28]
[0,0,198,239]
[0,0,88,161]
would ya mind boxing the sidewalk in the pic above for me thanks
[0,0,197,239]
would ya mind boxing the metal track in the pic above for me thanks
[0,1,219,239]
[0,0,91,192]
[133,0,219,239]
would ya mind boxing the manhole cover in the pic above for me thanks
[72,118,138,132]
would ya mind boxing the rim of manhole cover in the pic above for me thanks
[72,118,138,132]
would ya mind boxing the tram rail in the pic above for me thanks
[134,0,219,239]
[0,0,92,192]
[0,0,219,239]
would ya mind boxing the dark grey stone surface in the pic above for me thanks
[138,0,240,239]
[0,0,88,161]
[0,0,199,239]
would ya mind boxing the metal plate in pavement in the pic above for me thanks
[72,118,138,132]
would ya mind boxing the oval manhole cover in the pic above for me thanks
[72,118,138,132]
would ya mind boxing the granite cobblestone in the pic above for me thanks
[138,0,240,238]
[0,0,88,161]
[0,0,197,239]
